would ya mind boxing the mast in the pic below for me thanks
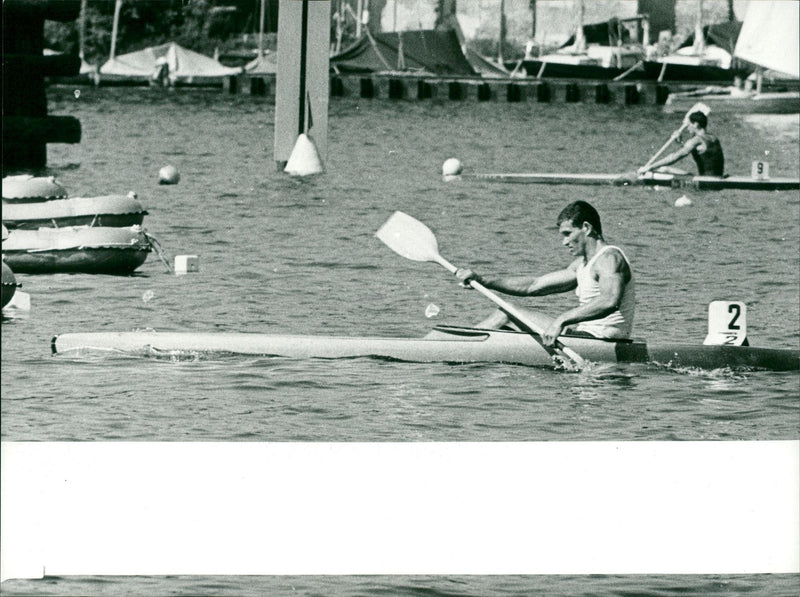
[498,0,506,64]
[258,0,266,55]
[692,0,705,55]
[79,0,87,60]
[335,0,343,53]
[574,0,585,53]
[110,0,122,60]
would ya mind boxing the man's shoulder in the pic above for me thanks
[596,246,631,271]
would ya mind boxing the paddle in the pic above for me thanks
[375,211,586,368]
[641,102,711,170]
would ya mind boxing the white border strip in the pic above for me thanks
[2,441,798,579]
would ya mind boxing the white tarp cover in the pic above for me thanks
[734,1,799,78]
[99,42,242,82]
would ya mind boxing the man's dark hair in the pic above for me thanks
[557,200,603,237]
[688,111,708,129]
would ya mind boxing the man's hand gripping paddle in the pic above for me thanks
[376,211,586,369]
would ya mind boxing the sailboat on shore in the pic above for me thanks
[641,0,748,83]
[664,0,799,113]
[518,0,648,81]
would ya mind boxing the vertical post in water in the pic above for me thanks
[297,0,309,136]
[274,0,331,170]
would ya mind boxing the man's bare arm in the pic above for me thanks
[458,263,578,297]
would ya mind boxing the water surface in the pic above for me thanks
[1,87,798,595]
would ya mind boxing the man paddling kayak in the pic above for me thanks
[456,201,634,347]
[638,111,725,176]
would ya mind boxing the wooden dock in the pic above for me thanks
[239,73,670,105]
[3,0,83,174]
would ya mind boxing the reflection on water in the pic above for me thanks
[572,362,638,401]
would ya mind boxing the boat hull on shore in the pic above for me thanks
[664,89,800,114]
[2,195,148,229]
[514,59,748,83]
[51,325,800,371]
[3,226,150,274]
[2,175,68,200]
[455,171,800,191]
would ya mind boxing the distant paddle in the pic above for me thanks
[641,102,711,171]
[376,211,586,369]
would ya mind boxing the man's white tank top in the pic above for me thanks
[573,245,634,339]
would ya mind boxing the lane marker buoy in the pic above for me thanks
[442,158,463,182]
[174,255,199,275]
[158,165,180,185]
[284,134,324,176]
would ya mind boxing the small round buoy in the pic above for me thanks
[442,158,463,181]
[158,165,180,185]
[674,195,693,207]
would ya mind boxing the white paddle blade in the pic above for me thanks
[376,211,441,263]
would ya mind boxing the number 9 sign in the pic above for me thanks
[751,161,770,180]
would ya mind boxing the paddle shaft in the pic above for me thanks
[642,123,686,169]
[431,254,586,366]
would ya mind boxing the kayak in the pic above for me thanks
[51,325,800,371]
[451,171,800,191]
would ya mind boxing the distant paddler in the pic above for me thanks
[455,201,635,348]
[638,109,725,177]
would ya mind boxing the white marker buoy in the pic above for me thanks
[674,195,693,207]
[174,255,199,275]
[442,158,463,182]
[284,134,324,176]
[3,291,30,314]
[158,165,180,185]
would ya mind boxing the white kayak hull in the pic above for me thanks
[51,325,800,371]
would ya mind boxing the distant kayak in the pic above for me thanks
[449,169,800,191]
